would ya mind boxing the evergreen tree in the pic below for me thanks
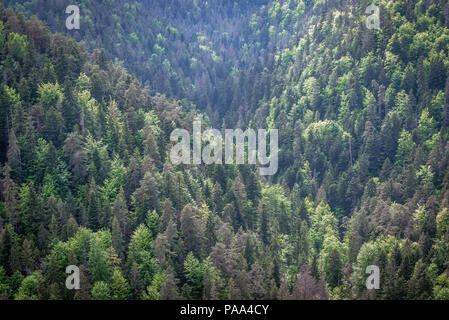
[87,177,101,231]
[110,268,131,300]
[91,281,111,300]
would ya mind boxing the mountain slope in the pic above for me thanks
[1,0,449,300]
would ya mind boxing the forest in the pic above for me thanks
[0,0,449,300]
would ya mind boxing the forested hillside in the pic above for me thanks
[3,0,274,123]
[1,0,449,300]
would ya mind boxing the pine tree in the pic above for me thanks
[133,172,161,224]
[159,266,179,300]
[204,211,217,253]
[91,281,111,300]
[20,239,35,275]
[110,268,131,300]
[87,177,101,231]
[112,216,124,259]
[232,176,248,230]
[62,215,78,241]
[180,204,203,258]
[6,129,21,182]
[226,277,241,299]
[408,259,432,300]
[88,237,111,283]
[184,252,204,299]
[73,265,91,300]
[0,224,20,275]
[325,249,343,289]
[443,77,449,130]
[2,164,19,227]
[258,201,270,246]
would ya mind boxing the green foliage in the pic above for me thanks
[310,202,338,249]
[436,208,449,237]
[183,252,203,299]
[417,108,437,145]
[142,271,165,300]
[1,0,449,301]
[128,224,157,287]
[91,281,111,300]
[88,232,113,283]
[396,130,415,166]
[7,32,27,61]
[110,268,131,300]
[146,210,160,240]
[433,274,449,300]
[38,83,63,110]
[14,271,43,300]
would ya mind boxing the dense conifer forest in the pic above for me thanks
[1,0,449,300]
